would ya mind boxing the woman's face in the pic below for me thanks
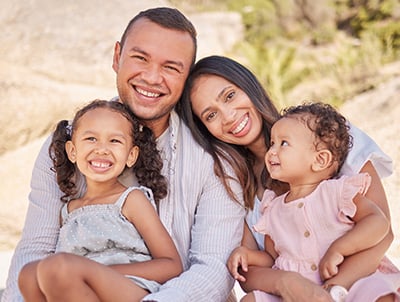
[190,74,264,148]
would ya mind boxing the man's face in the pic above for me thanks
[112,18,195,137]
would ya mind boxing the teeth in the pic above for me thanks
[136,87,160,98]
[91,161,111,168]
[232,115,249,134]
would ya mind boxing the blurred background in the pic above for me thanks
[0,0,399,295]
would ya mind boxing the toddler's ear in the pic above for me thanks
[312,149,333,172]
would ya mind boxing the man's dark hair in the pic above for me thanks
[120,7,197,66]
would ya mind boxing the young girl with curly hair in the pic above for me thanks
[18,100,182,302]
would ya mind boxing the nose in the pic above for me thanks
[141,63,163,85]
[265,146,275,165]
[94,142,110,155]
[221,107,237,125]
[267,145,277,156]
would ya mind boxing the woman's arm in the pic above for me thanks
[324,161,394,288]
[320,188,390,282]
[239,222,333,301]
[241,265,333,301]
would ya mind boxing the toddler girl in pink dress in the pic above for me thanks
[232,102,400,302]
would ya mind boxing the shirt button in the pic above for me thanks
[297,202,304,208]
[304,230,310,237]
[311,264,318,271]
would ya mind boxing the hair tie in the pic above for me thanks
[66,122,72,137]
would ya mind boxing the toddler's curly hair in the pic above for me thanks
[282,102,353,177]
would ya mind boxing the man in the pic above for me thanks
[2,7,245,302]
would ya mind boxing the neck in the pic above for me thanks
[285,181,321,202]
[142,114,170,138]
[84,178,125,200]
[253,151,267,200]
[248,135,267,164]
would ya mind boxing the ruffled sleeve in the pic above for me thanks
[253,190,278,234]
[338,173,372,221]
[259,189,277,215]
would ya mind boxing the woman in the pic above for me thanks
[177,55,396,302]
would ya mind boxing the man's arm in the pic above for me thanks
[2,136,64,302]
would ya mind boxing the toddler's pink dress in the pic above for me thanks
[252,173,400,302]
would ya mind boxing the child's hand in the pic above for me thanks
[319,249,344,280]
[227,246,250,282]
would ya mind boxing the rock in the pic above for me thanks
[340,69,400,263]
[0,0,243,155]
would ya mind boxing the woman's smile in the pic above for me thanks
[230,113,250,135]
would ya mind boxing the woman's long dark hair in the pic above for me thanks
[177,56,284,209]
[49,100,168,204]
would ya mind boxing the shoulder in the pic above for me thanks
[124,186,156,207]
[342,123,392,178]
[32,134,58,178]
[259,190,280,214]
[122,186,158,222]
[173,113,213,162]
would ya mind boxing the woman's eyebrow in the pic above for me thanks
[200,85,232,118]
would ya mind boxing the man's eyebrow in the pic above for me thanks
[129,46,148,55]
[129,47,184,70]
[165,60,184,70]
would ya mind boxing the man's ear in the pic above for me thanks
[312,149,333,172]
[112,42,121,73]
[126,146,139,168]
[65,141,77,163]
